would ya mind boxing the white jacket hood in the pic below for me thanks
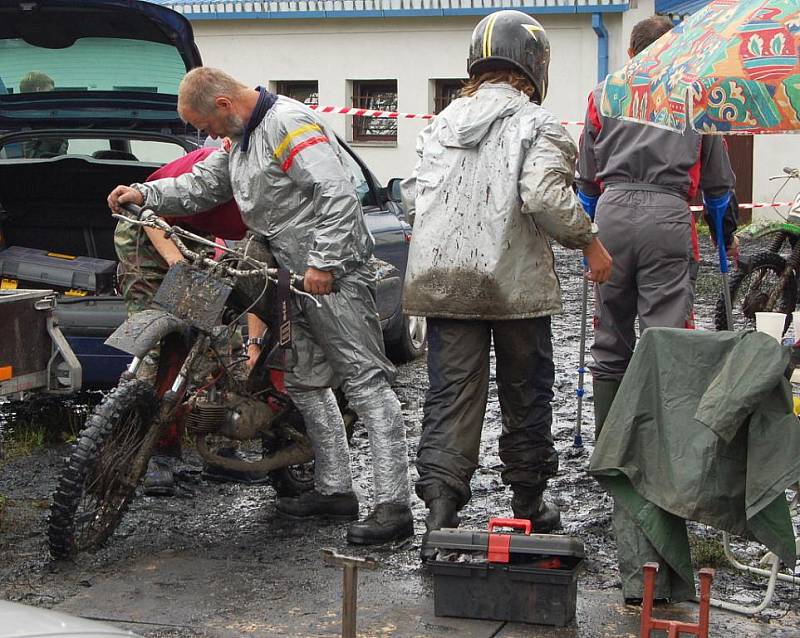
[437,83,531,149]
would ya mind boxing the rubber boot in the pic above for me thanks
[346,503,414,545]
[276,490,359,520]
[511,488,561,533]
[593,378,621,439]
[143,455,176,496]
[420,485,461,562]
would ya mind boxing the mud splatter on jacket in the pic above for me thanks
[401,83,594,320]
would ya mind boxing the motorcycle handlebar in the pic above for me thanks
[113,205,334,303]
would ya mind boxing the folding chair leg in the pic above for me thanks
[641,563,714,638]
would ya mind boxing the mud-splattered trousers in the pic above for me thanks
[133,94,411,507]
[416,317,557,507]
[401,83,595,506]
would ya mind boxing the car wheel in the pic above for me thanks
[388,314,427,363]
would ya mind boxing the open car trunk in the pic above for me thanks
[0,156,156,387]
[0,155,155,260]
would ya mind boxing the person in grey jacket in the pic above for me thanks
[107,67,412,545]
[576,15,736,438]
[402,10,612,561]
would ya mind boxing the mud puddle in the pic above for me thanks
[1,237,798,637]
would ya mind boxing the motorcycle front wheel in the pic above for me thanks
[48,380,161,559]
[714,251,797,334]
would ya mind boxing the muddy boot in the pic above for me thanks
[347,503,414,545]
[511,489,561,533]
[276,490,359,521]
[143,455,176,496]
[420,485,460,562]
[593,378,621,439]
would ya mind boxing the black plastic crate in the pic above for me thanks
[426,518,584,626]
[0,246,116,296]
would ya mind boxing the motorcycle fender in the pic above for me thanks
[105,309,191,358]
[737,221,791,240]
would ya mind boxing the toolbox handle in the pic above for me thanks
[488,518,532,535]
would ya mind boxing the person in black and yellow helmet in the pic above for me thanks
[402,10,612,561]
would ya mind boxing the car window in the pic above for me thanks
[129,140,186,164]
[339,147,376,208]
[0,136,186,162]
[0,38,186,97]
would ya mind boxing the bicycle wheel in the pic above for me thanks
[48,380,160,559]
[714,252,797,333]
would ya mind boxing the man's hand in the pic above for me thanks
[582,238,613,283]
[107,185,144,214]
[303,267,334,295]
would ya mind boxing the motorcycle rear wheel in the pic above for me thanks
[48,380,160,559]
[714,251,797,334]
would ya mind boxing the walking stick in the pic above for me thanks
[713,204,734,330]
[574,263,589,448]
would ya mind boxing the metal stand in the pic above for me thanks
[574,265,590,447]
[322,548,379,638]
[640,562,714,638]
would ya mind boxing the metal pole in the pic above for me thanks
[342,564,357,638]
[715,208,734,329]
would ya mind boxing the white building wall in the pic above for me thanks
[187,1,795,215]
[190,14,607,183]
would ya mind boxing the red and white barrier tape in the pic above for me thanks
[689,202,794,212]
[308,104,584,126]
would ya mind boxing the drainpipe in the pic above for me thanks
[592,13,609,83]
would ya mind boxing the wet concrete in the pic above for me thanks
[1,237,799,637]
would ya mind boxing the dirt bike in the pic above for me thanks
[48,205,353,559]
[714,167,800,335]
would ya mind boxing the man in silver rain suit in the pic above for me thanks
[401,10,613,561]
[107,67,412,545]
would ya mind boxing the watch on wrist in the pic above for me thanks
[247,337,264,348]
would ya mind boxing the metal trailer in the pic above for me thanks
[0,289,81,399]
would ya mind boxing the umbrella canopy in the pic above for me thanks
[601,0,800,134]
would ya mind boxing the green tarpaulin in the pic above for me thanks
[589,328,800,601]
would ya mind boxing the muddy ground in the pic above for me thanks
[1,236,799,637]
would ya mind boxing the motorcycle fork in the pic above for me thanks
[125,335,211,488]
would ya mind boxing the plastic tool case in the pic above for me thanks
[0,246,116,296]
[426,518,584,626]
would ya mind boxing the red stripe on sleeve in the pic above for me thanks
[587,90,603,133]
[280,135,329,172]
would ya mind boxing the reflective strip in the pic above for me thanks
[274,123,322,159]
[281,135,329,172]
[0,366,11,381]
[483,12,499,58]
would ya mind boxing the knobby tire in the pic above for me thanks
[714,251,797,334]
[48,380,160,559]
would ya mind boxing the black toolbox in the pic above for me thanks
[426,518,584,626]
[0,246,116,296]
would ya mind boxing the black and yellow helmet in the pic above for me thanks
[467,10,550,104]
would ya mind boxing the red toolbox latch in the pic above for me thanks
[487,518,531,564]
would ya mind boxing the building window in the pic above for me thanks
[434,79,464,114]
[352,80,397,142]
[276,81,319,107]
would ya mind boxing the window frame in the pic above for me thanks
[433,78,465,114]
[351,80,398,143]
[275,80,319,107]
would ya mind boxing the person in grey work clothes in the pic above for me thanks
[108,67,412,545]
[576,15,737,436]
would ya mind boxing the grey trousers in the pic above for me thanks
[590,189,694,381]
[415,317,558,508]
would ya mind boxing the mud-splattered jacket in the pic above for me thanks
[401,83,594,320]
[132,95,373,278]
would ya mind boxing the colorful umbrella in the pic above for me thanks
[601,0,800,135]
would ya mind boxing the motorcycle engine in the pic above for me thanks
[186,392,276,440]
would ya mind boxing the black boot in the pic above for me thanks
[143,456,176,496]
[276,490,359,520]
[420,487,461,562]
[201,447,270,485]
[511,489,561,533]
[347,503,414,545]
